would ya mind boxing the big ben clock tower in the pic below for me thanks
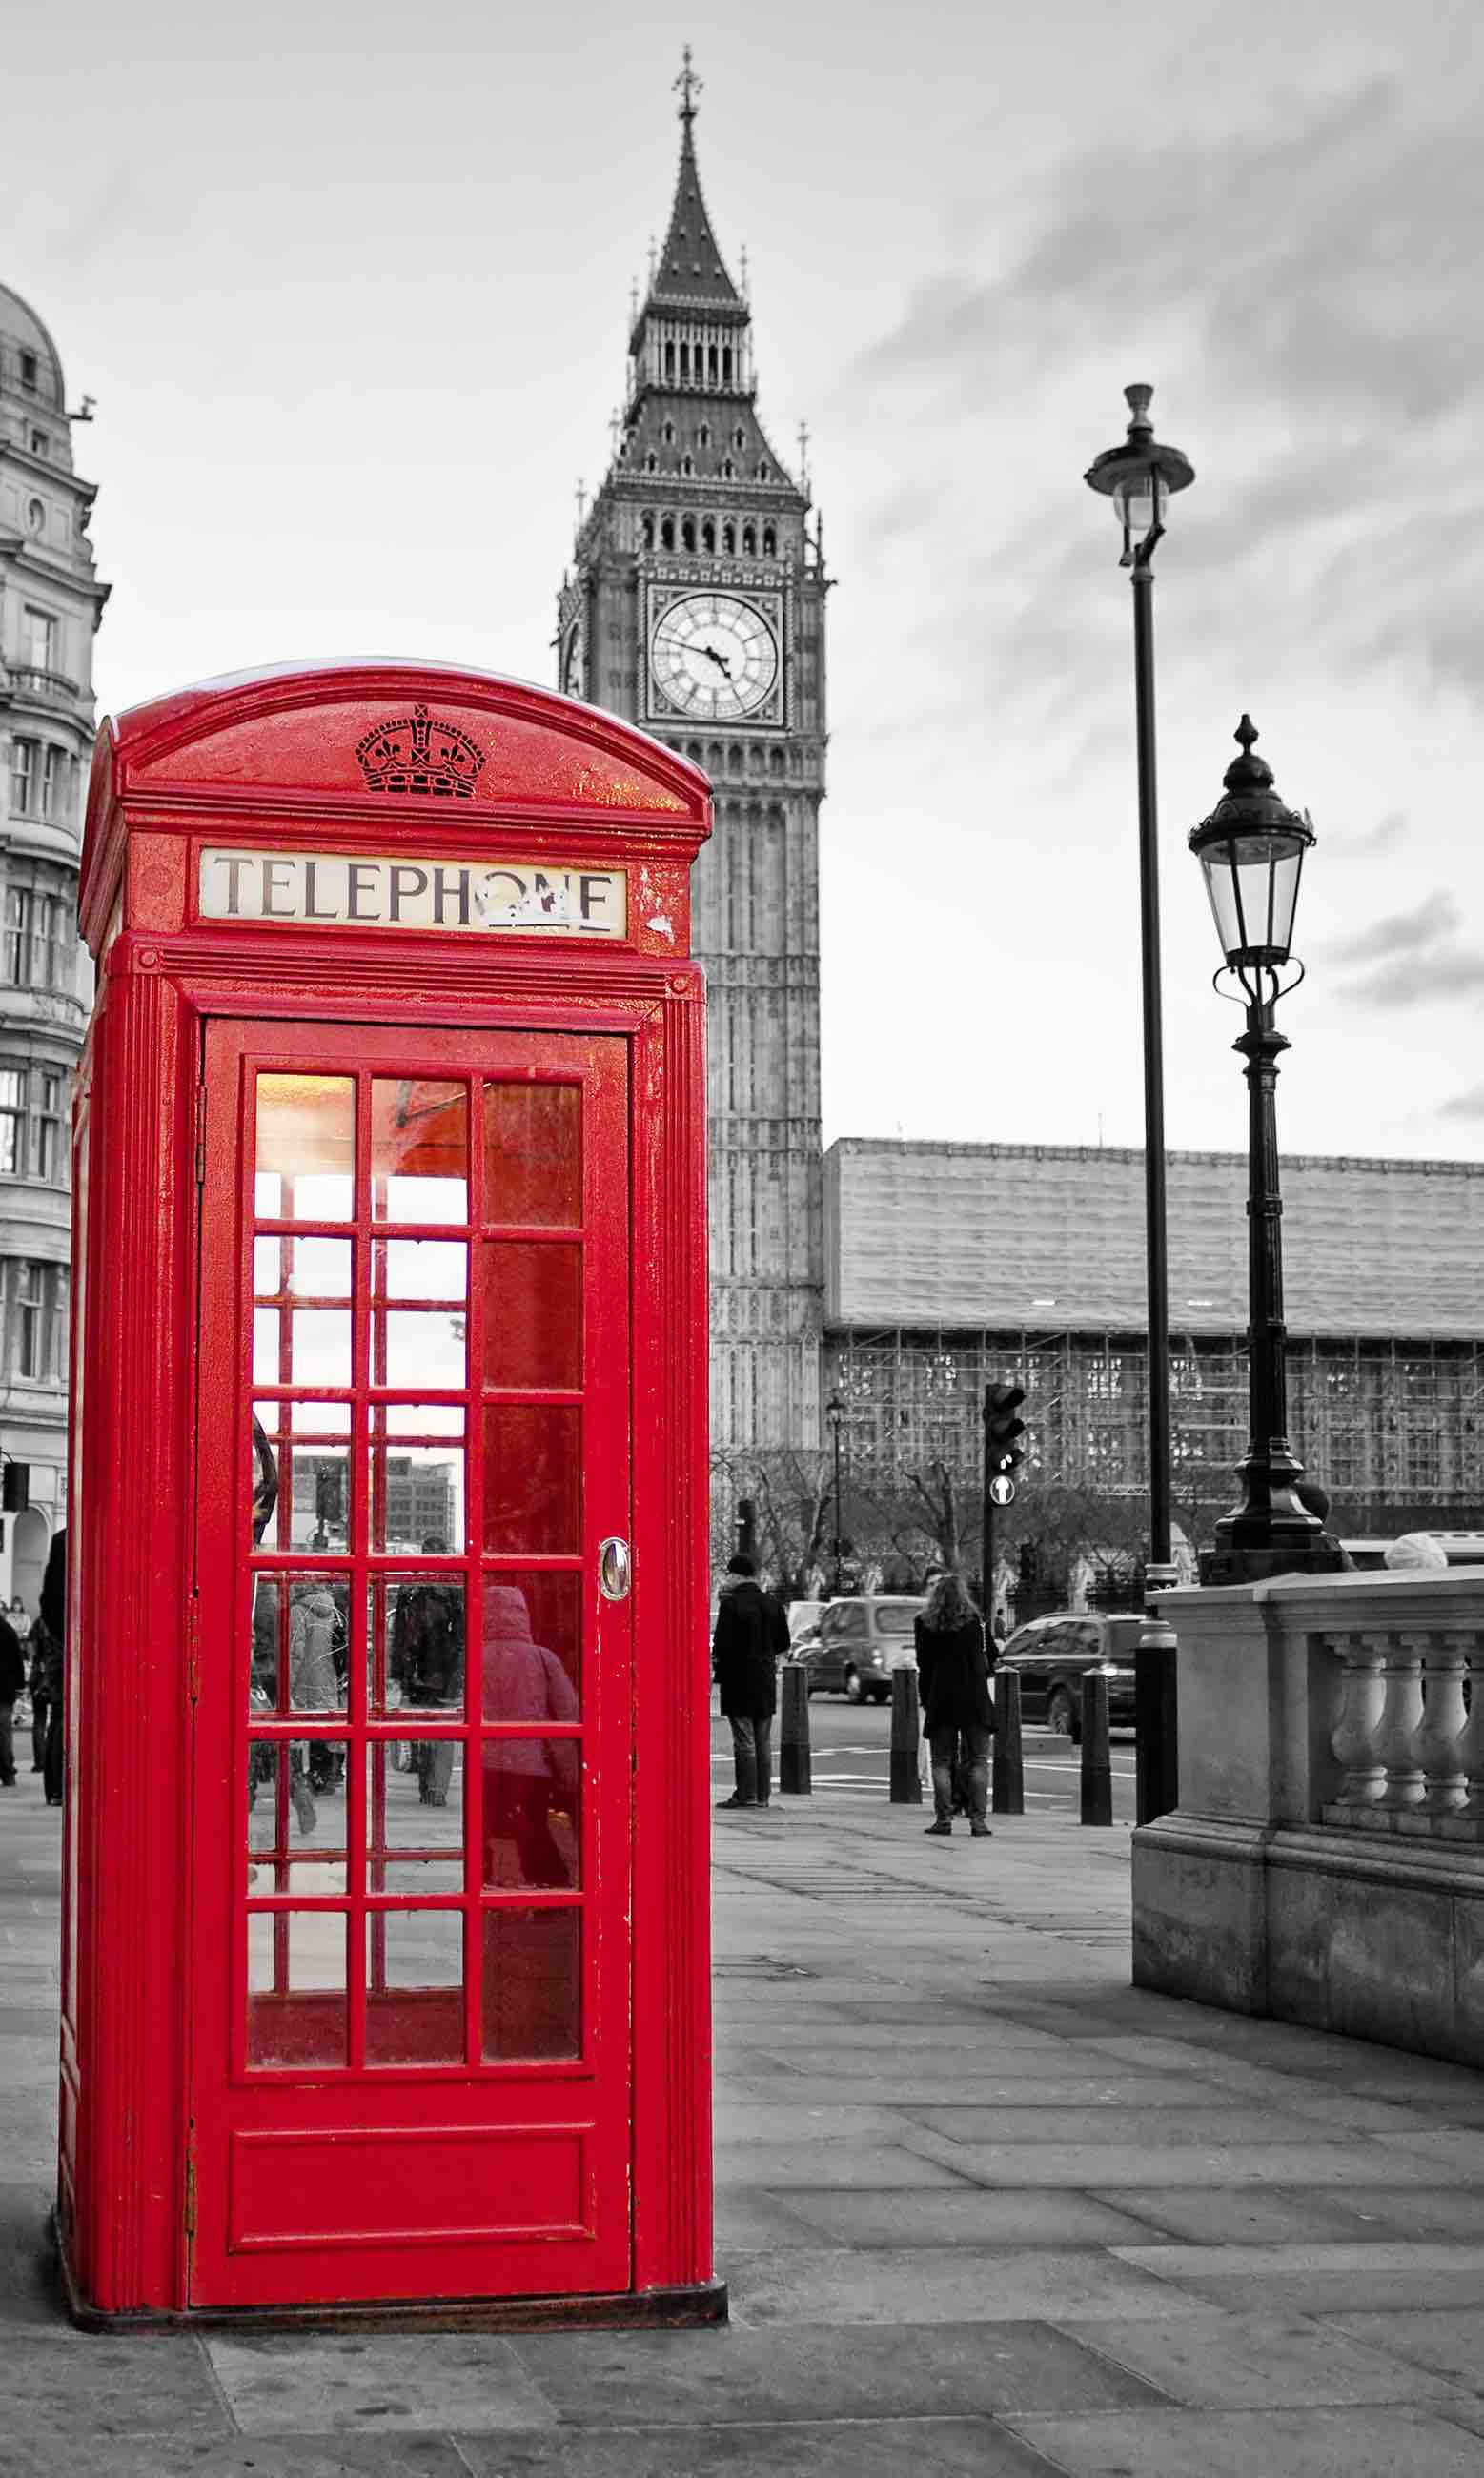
[559,53,826,1456]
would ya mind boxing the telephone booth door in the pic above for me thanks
[190,1016,632,2309]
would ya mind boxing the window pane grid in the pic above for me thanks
[244,1063,591,2078]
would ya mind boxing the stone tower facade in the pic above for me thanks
[0,283,108,1606]
[559,60,826,1454]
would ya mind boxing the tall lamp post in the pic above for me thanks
[826,1391,846,1594]
[1085,384,1195,1824]
[1189,718,1343,1582]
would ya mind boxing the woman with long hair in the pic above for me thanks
[914,1569,994,1838]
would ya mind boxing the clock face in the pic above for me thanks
[650,593,779,721]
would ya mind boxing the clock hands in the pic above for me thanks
[701,641,734,680]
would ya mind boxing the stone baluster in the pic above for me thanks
[1329,1632,1388,1808]
[1453,1635,1484,1828]
[1415,1631,1469,1818]
[1374,1632,1426,1812]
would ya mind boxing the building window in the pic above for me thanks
[722,520,735,552]
[36,1072,65,1183]
[742,524,756,554]
[23,608,58,673]
[681,517,696,551]
[733,427,744,449]
[4,891,31,984]
[30,431,46,458]
[699,423,711,447]
[26,498,44,535]
[722,347,732,383]
[0,1068,26,1174]
[640,513,655,549]
[644,452,658,473]
[701,518,715,552]
[664,342,675,380]
[19,351,37,394]
[41,746,64,823]
[39,895,68,989]
[662,420,675,444]
[707,345,718,382]
[6,1259,65,1383]
[722,459,735,480]
[681,454,694,477]
[762,525,777,556]
[10,741,36,817]
[661,517,675,550]
[757,461,770,481]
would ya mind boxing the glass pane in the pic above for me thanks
[366,1742,464,1892]
[372,1080,467,1224]
[254,1307,353,1388]
[479,1575,582,1717]
[247,1912,348,2068]
[369,1574,467,1716]
[254,1234,352,1301]
[254,1075,354,1221]
[483,1406,579,1554]
[373,1308,466,1391]
[482,1243,581,1391]
[247,1740,348,1893]
[367,1412,466,1554]
[482,1740,580,1890]
[366,1911,464,2066]
[374,1239,467,1301]
[481,1908,580,2061]
[483,1084,581,1228]
[252,1412,353,1551]
[250,1574,349,1714]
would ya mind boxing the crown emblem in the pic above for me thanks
[356,704,485,799]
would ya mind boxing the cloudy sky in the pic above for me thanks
[10,0,1483,1163]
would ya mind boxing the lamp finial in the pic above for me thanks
[1124,383,1154,435]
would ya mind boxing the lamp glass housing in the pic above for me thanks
[1198,827,1308,967]
[1113,469,1166,538]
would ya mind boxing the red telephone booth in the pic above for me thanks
[61,661,721,2327]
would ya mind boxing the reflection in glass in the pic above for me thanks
[252,1412,353,1551]
[247,1912,349,2068]
[375,1308,466,1391]
[483,1740,579,1890]
[254,1075,355,1222]
[254,1308,353,1389]
[365,1743,463,1892]
[482,1243,580,1391]
[247,1737,348,1893]
[483,1406,580,1554]
[366,1911,464,2066]
[369,1574,467,1717]
[374,1239,467,1302]
[483,1083,581,1229]
[481,1908,580,2061]
[254,1235,353,1300]
[250,1574,349,1716]
[480,1575,581,1718]
[371,1081,467,1224]
[367,1410,466,1554]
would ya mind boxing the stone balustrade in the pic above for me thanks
[1132,1565,1484,2064]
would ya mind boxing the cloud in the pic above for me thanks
[1332,889,1459,965]
[1339,947,1484,1011]
[1327,810,1409,859]
[1440,1085,1484,1121]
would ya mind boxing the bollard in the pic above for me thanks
[1080,1669,1113,1826]
[889,1668,923,1803]
[992,1668,1024,1816]
[779,1661,812,1796]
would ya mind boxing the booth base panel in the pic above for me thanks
[55,2224,727,2336]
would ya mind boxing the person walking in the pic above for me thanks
[39,1529,65,1808]
[0,1602,24,1788]
[712,1554,789,1810]
[916,1570,995,1839]
[26,1627,49,1774]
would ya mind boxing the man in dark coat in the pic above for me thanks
[0,1602,24,1787]
[39,1530,65,1807]
[711,1554,789,1810]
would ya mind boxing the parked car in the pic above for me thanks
[995,1612,1141,1741]
[795,1595,925,1703]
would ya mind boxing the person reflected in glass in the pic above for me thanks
[390,1538,464,1808]
[288,1581,343,1831]
[481,1582,578,1885]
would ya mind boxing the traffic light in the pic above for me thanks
[985,1381,1026,1476]
[1,1460,30,1513]
[735,1497,757,1561]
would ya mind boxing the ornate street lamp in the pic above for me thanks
[826,1391,846,1595]
[1189,717,1341,1582]
[1085,384,1195,1823]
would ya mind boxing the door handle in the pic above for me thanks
[599,1536,631,1601]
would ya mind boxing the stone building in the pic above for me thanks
[558,58,826,1453]
[825,1138,1484,1539]
[0,284,109,1606]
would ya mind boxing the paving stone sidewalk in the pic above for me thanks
[6,1763,1484,2474]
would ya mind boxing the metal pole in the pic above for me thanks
[831,1413,843,1596]
[981,1385,995,1627]
[1130,556,1179,1827]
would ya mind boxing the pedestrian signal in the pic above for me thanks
[985,1382,1026,1476]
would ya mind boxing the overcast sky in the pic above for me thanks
[10,0,1483,1164]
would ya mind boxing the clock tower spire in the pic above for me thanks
[559,58,828,1463]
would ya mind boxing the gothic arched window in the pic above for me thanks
[722,347,733,383]
[762,525,777,556]
[757,461,770,481]
[742,523,756,554]
[645,453,658,474]
[699,423,711,447]
[640,514,655,548]
[733,427,745,449]
[708,345,718,382]
[681,454,694,477]
[701,518,715,551]
[664,342,675,380]
[681,517,696,551]
[722,459,735,481]
[661,518,675,550]
[722,520,735,552]
[662,420,675,444]
[680,342,691,380]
